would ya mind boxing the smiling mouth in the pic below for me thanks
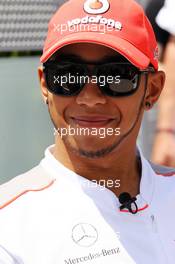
[71,117,115,128]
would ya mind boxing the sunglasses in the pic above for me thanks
[43,60,154,97]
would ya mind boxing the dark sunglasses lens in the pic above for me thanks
[108,75,139,93]
[97,63,140,96]
[44,63,86,96]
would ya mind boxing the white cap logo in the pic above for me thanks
[84,0,110,14]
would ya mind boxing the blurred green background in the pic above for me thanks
[0,57,53,184]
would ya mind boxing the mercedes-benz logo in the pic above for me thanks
[72,223,98,247]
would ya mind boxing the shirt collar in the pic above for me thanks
[40,145,155,210]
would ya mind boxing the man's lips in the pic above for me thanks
[71,116,116,127]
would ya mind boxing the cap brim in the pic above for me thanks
[40,32,150,69]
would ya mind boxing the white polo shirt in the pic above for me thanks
[0,145,175,264]
[0,245,23,264]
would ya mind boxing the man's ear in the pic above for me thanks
[144,70,165,111]
[38,66,48,104]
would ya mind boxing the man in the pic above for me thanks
[0,0,174,263]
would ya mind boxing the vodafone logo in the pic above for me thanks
[84,0,110,15]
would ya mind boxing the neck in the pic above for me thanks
[53,136,141,198]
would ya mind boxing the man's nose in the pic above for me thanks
[75,82,106,107]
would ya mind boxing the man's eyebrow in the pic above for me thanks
[53,54,128,63]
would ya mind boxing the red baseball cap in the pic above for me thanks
[40,0,159,70]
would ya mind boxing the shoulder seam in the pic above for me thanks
[0,165,55,209]
[149,161,175,177]
[155,171,175,177]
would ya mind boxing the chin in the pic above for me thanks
[72,134,116,146]
[63,135,121,158]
